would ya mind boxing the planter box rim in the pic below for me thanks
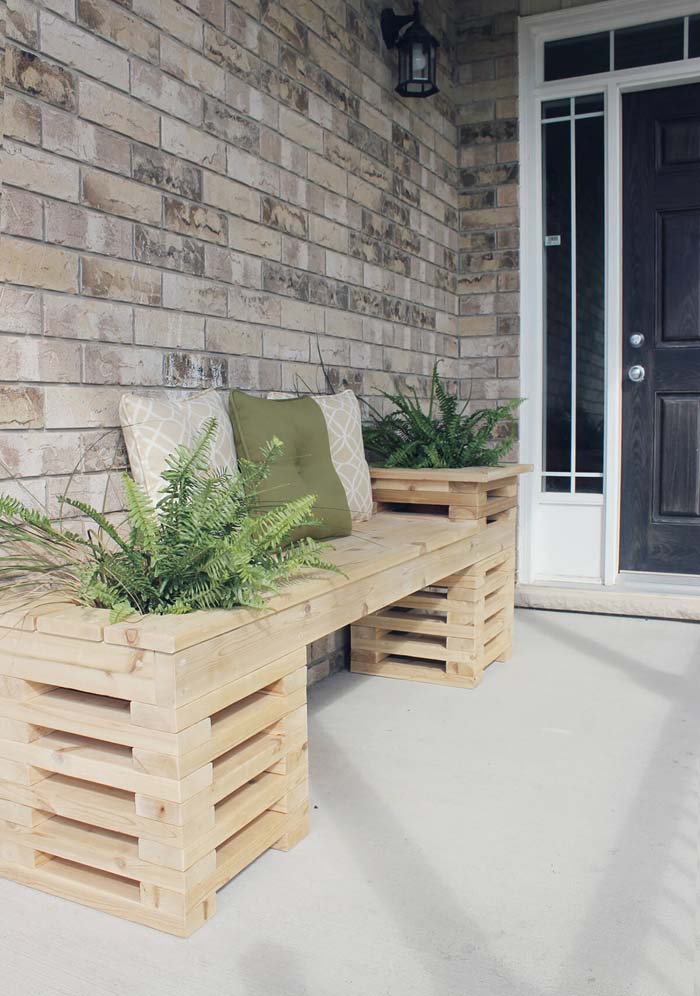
[369,464,532,482]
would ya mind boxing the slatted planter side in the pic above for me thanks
[351,547,515,687]
[0,604,308,937]
[351,466,528,687]
[370,466,528,526]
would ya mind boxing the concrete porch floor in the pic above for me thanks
[1,609,699,996]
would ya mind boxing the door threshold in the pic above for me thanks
[516,581,700,621]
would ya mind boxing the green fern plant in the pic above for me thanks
[363,363,521,469]
[0,420,336,622]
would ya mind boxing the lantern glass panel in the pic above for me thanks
[412,41,429,80]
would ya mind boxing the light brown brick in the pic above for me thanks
[279,106,324,153]
[309,152,348,194]
[81,258,161,306]
[206,318,263,356]
[132,0,203,49]
[262,328,310,362]
[0,335,81,383]
[77,0,160,63]
[163,197,228,246]
[2,188,43,241]
[44,293,134,343]
[44,385,124,428]
[46,201,133,258]
[82,168,162,225]
[228,218,281,259]
[131,62,203,125]
[203,172,260,222]
[7,0,38,46]
[40,11,130,90]
[1,237,79,292]
[4,93,42,145]
[203,244,261,286]
[4,140,80,201]
[0,286,43,336]
[161,36,226,98]
[162,273,227,316]
[228,286,281,325]
[0,386,45,430]
[43,107,131,174]
[162,117,226,171]
[83,343,163,385]
[80,79,160,146]
[227,146,278,195]
[134,309,206,349]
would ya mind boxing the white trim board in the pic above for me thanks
[518,0,700,589]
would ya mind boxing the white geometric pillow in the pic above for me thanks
[267,390,373,522]
[119,389,237,502]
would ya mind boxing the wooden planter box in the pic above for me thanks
[0,602,308,937]
[351,465,529,688]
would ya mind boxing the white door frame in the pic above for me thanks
[518,0,700,586]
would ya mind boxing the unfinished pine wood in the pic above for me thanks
[370,464,530,525]
[0,638,309,936]
[351,544,516,688]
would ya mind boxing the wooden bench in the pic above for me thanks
[0,466,527,936]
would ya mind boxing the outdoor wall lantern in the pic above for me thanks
[381,2,439,98]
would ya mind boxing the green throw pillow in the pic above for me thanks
[228,391,352,540]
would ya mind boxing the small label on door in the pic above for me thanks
[545,235,561,247]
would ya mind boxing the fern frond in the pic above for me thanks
[362,362,522,470]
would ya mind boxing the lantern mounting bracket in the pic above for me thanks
[381,3,420,50]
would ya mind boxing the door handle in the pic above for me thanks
[628,365,645,383]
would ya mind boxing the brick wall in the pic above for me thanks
[456,1,519,418]
[455,0,612,421]
[0,0,463,681]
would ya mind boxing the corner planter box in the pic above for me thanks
[351,465,530,688]
[369,464,529,525]
[0,601,308,937]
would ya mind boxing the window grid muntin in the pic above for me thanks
[543,15,700,83]
[541,95,606,496]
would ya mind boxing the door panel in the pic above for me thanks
[659,211,700,343]
[621,83,700,574]
[657,396,700,517]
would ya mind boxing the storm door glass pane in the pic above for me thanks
[690,16,700,59]
[542,96,605,497]
[542,98,570,120]
[542,117,572,488]
[575,94,604,115]
[544,33,610,82]
[574,115,605,491]
[614,19,684,71]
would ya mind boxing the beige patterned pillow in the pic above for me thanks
[267,390,373,521]
[120,390,237,502]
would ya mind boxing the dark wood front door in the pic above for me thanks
[621,83,700,575]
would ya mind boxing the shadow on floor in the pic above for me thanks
[308,715,546,996]
[525,612,700,996]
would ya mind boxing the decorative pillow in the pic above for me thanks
[120,389,237,501]
[229,390,352,541]
[267,390,373,522]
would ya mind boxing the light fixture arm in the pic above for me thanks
[381,2,421,50]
